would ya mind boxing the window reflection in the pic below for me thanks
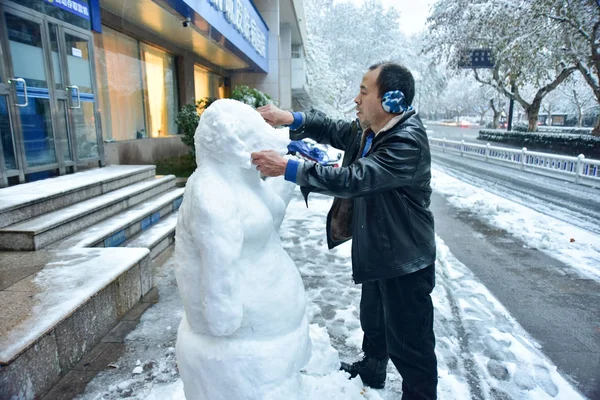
[194,65,226,102]
[94,27,178,140]
[141,43,177,138]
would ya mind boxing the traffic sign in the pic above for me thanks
[458,49,494,69]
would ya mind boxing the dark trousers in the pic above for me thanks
[360,264,438,400]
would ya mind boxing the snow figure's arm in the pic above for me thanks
[264,156,297,206]
[289,110,359,151]
[266,176,296,206]
[177,179,244,336]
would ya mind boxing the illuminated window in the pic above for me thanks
[94,27,178,140]
[141,43,178,137]
[194,65,227,103]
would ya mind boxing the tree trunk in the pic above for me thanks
[577,105,583,127]
[527,114,538,131]
[525,99,542,132]
[593,115,600,136]
[493,111,501,128]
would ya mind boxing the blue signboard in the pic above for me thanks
[185,0,269,72]
[44,0,91,20]
[104,229,127,247]
[173,197,183,211]
[459,49,494,69]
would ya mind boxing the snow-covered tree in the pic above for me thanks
[405,34,448,119]
[489,93,507,129]
[304,0,412,117]
[531,0,600,133]
[425,0,576,132]
[559,74,597,126]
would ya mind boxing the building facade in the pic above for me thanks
[0,0,308,187]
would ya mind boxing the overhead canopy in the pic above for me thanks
[100,0,270,72]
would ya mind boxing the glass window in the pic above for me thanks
[194,65,226,102]
[94,27,146,141]
[292,45,301,59]
[140,43,178,138]
[93,27,179,140]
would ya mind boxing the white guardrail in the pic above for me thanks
[429,138,600,188]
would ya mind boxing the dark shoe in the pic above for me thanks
[340,356,389,389]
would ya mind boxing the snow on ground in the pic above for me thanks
[77,189,586,400]
[430,153,600,235]
[431,167,600,282]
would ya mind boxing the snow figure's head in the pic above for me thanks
[194,99,290,169]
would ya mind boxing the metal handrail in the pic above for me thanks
[429,137,599,187]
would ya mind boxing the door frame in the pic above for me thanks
[0,0,104,186]
[57,23,105,167]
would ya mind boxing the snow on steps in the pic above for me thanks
[0,175,176,251]
[0,248,151,398]
[125,212,179,259]
[0,165,156,229]
[0,167,186,398]
[52,189,183,256]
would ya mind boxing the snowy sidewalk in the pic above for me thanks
[71,189,589,399]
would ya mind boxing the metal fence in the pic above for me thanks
[429,138,600,188]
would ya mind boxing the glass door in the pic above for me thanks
[59,27,100,161]
[48,22,73,165]
[0,7,59,171]
[0,37,20,186]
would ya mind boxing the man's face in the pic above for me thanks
[354,68,386,129]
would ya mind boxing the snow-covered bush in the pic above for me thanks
[176,86,272,155]
[478,129,600,158]
[535,126,594,135]
[230,85,273,109]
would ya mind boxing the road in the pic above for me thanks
[425,122,483,141]
[428,124,600,398]
[425,122,523,150]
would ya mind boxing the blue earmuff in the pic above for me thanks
[381,90,412,114]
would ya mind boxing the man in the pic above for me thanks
[252,62,437,399]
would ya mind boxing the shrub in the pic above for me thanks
[155,153,196,178]
[478,129,600,158]
[175,85,272,155]
[231,85,273,108]
[175,98,216,156]
[513,123,528,132]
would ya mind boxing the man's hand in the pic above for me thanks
[257,104,294,127]
[251,150,288,177]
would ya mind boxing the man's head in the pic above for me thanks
[354,62,415,130]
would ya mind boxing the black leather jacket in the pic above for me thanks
[290,109,436,283]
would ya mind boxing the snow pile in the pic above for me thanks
[77,190,586,400]
[431,167,600,282]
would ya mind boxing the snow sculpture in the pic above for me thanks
[174,99,311,400]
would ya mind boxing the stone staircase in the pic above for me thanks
[0,165,182,398]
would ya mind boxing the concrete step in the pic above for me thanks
[126,211,178,259]
[0,165,156,229]
[0,247,151,398]
[0,175,176,251]
[53,189,183,253]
